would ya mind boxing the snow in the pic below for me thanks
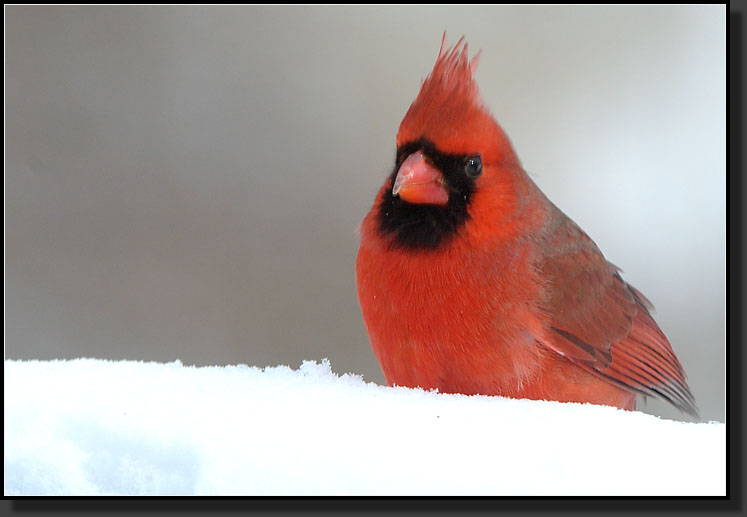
[4,358,725,496]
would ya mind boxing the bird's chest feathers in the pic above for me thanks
[357,239,546,392]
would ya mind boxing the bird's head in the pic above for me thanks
[377,35,522,251]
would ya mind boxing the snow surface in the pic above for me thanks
[4,358,725,496]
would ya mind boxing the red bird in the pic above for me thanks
[355,36,697,417]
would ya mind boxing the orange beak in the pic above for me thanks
[392,151,449,206]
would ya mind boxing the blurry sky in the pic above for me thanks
[5,5,725,422]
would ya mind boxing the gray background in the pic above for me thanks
[5,5,725,422]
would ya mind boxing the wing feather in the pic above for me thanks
[535,211,697,417]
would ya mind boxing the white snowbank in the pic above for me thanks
[4,358,724,496]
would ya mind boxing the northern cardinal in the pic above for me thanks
[355,36,697,417]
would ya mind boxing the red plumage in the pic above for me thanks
[355,36,696,417]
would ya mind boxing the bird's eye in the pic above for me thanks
[464,155,482,178]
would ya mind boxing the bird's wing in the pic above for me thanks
[534,211,698,417]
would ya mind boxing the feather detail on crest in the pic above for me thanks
[396,34,515,164]
[426,33,483,105]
